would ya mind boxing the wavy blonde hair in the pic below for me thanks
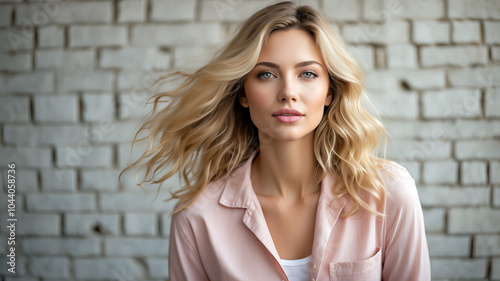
[119,1,387,217]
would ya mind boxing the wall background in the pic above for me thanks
[0,0,499,280]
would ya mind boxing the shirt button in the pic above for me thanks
[313,264,316,269]
[312,278,315,281]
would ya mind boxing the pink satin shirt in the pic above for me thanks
[168,150,431,280]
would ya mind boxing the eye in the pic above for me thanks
[301,71,318,79]
[257,71,276,79]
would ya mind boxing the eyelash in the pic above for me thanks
[256,70,318,79]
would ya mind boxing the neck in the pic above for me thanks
[251,132,321,204]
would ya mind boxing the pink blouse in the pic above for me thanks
[168,150,431,280]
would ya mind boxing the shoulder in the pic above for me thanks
[377,160,420,210]
[172,175,230,221]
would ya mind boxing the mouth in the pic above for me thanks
[272,108,304,123]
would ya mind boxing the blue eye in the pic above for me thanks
[302,71,318,79]
[257,71,275,79]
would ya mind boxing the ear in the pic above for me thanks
[239,95,249,108]
[324,90,333,106]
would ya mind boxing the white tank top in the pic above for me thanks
[280,254,312,281]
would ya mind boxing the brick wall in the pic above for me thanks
[0,0,498,280]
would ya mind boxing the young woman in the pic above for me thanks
[120,1,430,280]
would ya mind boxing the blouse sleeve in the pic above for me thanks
[168,210,209,281]
[381,164,431,281]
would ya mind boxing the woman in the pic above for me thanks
[120,1,430,280]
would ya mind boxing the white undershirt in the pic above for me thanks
[280,254,312,281]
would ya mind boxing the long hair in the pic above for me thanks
[119,1,387,217]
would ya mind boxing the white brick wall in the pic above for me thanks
[1,1,499,280]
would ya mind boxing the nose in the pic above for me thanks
[277,74,297,102]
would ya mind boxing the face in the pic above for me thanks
[241,28,332,143]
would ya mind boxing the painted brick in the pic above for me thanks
[0,52,31,71]
[81,169,120,191]
[384,120,500,140]
[11,169,38,192]
[151,0,196,21]
[422,161,458,184]
[485,21,500,43]
[418,186,489,207]
[2,71,54,93]
[118,0,147,23]
[70,25,127,47]
[448,0,500,19]
[56,145,113,168]
[124,213,156,235]
[1,214,60,235]
[100,47,171,69]
[58,70,114,91]
[461,161,487,185]
[448,66,500,87]
[64,213,120,236]
[486,88,500,118]
[400,70,446,90]
[34,95,79,123]
[474,235,500,257]
[427,235,470,257]
[41,168,77,191]
[495,188,500,208]
[0,96,30,122]
[146,258,169,278]
[82,93,115,122]
[3,124,89,146]
[493,46,500,62]
[323,0,359,21]
[92,121,141,143]
[27,193,96,211]
[452,21,481,43]
[132,23,225,46]
[74,258,146,280]
[364,0,444,20]
[29,256,69,278]
[386,44,417,69]
[38,25,64,47]
[422,208,445,232]
[449,208,500,233]
[421,46,488,67]
[492,162,500,184]
[100,193,177,212]
[0,147,52,168]
[431,258,488,279]
[492,258,500,279]
[36,49,95,69]
[105,237,168,256]
[368,91,418,119]
[349,45,375,70]
[15,2,112,24]
[0,28,34,51]
[422,89,481,119]
[413,20,450,44]
[161,211,174,237]
[343,21,409,44]
[0,5,12,26]
[456,140,500,160]
[398,161,420,182]
[173,45,217,69]
[386,140,451,161]
[22,238,100,256]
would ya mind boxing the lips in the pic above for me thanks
[272,108,304,123]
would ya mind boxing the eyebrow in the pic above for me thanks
[254,60,323,69]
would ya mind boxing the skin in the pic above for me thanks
[240,28,332,259]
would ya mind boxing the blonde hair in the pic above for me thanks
[119,1,387,217]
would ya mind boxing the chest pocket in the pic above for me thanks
[329,247,381,281]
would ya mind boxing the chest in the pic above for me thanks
[257,192,320,260]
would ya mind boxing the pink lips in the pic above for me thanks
[272,108,304,123]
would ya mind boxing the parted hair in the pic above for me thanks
[119,1,387,217]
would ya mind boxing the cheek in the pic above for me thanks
[245,82,275,109]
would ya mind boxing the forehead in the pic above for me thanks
[257,28,324,65]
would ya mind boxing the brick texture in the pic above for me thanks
[0,1,498,281]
